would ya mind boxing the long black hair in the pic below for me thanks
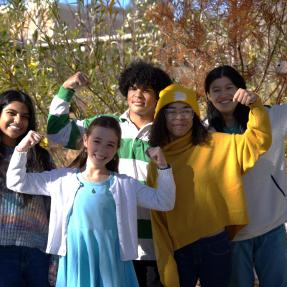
[205,65,249,132]
[0,90,54,206]
[149,106,209,147]
[69,116,121,172]
[0,90,54,172]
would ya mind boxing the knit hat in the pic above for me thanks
[154,83,200,118]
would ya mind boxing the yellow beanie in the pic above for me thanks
[154,83,200,118]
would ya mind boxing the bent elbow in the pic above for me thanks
[162,194,176,211]
[6,176,22,193]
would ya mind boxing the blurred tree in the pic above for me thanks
[0,0,160,163]
[1,0,286,163]
[147,0,287,105]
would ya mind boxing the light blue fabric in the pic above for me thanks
[229,224,287,287]
[56,173,138,287]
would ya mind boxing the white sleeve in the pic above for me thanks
[134,168,176,211]
[6,149,57,196]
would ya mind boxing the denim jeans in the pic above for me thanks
[229,224,287,287]
[0,245,50,287]
[174,230,231,287]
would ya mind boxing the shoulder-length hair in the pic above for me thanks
[69,116,121,172]
[205,65,249,132]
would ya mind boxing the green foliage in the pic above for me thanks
[0,0,159,164]
[2,0,285,163]
[0,0,159,128]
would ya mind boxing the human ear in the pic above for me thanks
[83,134,88,148]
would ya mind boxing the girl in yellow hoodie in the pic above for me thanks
[147,84,271,287]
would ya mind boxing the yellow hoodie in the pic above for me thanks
[147,99,271,286]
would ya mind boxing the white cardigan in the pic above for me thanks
[6,150,175,260]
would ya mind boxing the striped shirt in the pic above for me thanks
[0,145,49,251]
[47,86,155,260]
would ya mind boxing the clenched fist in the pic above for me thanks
[16,131,43,152]
[63,72,90,90]
[146,147,169,169]
[233,88,257,106]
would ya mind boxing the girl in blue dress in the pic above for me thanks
[6,116,176,287]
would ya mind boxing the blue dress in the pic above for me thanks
[56,173,139,287]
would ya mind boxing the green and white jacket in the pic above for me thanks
[47,86,155,260]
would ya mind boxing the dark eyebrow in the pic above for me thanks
[5,108,30,117]
[93,136,117,145]
[210,85,220,89]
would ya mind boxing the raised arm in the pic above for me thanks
[229,90,271,173]
[134,147,175,211]
[7,131,57,196]
[47,72,95,149]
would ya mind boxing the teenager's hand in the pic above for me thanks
[63,72,90,90]
[146,147,169,169]
[233,88,257,106]
[16,131,43,152]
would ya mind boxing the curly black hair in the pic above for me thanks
[118,60,172,99]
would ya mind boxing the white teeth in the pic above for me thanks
[220,100,231,104]
[9,125,20,130]
[95,155,105,160]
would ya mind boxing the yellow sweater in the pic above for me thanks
[147,99,271,287]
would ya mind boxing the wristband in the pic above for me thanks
[158,164,170,170]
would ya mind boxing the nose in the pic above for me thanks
[14,114,21,124]
[134,88,144,98]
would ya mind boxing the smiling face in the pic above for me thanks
[127,84,157,120]
[83,126,119,170]
[0,101,30,147]
[165,102,194,140]
[207,76,238,116]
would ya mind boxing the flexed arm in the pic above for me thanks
[134,147,175,211]
[231,90,272,173]
[7,131,57,196]
[47,72,94,149]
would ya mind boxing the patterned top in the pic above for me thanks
[0,145,49,251]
